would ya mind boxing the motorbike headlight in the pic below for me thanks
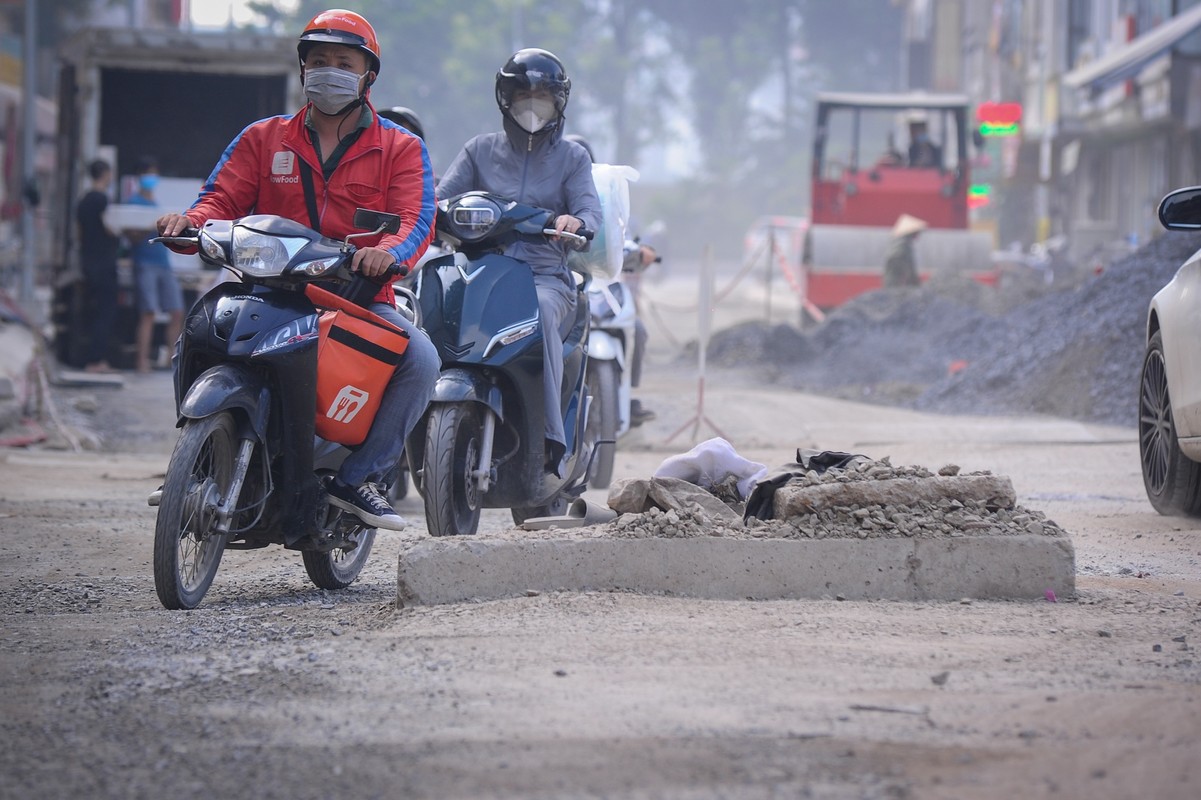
[251,313,320,357]
[449,195,502,242]
[232,226,309,277]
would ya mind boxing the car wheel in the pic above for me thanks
[1139,330,1201,516]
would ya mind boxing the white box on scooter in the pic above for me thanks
[570,164,639,279]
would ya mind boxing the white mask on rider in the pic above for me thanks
[304,67,366,116]
[510,97,557,133]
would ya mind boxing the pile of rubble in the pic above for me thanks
[601,456,1066,542]
[704,230,1201,427]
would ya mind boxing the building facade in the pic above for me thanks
[899,0,1201,261]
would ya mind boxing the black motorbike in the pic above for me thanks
[148,209,403,610]
[406,191,596,536]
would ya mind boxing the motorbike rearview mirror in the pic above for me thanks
[344,209,402,251]
[352,208,401,235]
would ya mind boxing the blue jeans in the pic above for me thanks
[336,302,441,487]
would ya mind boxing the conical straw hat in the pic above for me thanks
[892,214,928,237]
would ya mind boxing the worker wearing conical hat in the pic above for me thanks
[883,214,927,288]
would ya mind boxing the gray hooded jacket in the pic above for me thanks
[436,116,602,285]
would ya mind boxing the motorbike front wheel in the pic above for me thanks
[153,412,237,610]
[302,529,377,590]
[422,402,484,536]
[585,360,619,489]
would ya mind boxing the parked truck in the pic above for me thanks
[801,91,996,309]
[50,26,300,369]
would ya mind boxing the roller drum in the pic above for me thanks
[807,224,993,275]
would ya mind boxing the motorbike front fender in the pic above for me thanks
[432,368,504,421]
[587,330,626,369]
[179,364,271,441]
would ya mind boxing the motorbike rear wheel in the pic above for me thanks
[422,402,483,536]
[302,529,377,590]
[585,360,619,489]
[153,412,237,610]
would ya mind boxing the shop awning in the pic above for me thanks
[1063,5,1201,92]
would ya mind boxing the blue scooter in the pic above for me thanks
[405,192,596,536]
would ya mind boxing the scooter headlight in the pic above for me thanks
[448,195,502,242]
[232,226,309,277]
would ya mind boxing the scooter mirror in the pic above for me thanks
[352,208,401,235]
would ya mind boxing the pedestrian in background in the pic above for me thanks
[883,213,926,288]
[129,156,184,373]
[75,159,120,373]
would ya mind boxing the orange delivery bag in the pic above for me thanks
[305,284,409,446]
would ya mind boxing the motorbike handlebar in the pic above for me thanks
[351,259,408,284]
[149,228,406,278]
[149,227,200,246]
[543,227,594,249]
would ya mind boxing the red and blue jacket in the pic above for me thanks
[181,103,435,305]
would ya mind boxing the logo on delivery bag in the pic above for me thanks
[326,385,369,424]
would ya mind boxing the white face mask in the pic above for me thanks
[304,67,366,116]
[510,97,557,133]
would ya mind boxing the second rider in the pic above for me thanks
[436,48,601,478]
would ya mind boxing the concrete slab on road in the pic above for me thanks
[396,531,1075,606]
[394,368,1107,610]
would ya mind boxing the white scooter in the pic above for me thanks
[584,248,640,489]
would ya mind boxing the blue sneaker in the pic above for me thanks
[326,480,407,531]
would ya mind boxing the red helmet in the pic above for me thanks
[297,9,381,75]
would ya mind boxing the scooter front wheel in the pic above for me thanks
[422,402,484,536]
[153,412,237,610]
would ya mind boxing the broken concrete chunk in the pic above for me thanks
[608,476,742,522]
[772,475,1016,520]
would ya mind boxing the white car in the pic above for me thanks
[1140,185,1201,514]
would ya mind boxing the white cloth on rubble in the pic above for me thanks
[652,437,768,500]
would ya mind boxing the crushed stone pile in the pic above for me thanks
[597,457,1065,542]
[913,231,1201,426]
[703,231,1201,427]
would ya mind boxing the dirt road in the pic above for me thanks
[1,343,1199,798]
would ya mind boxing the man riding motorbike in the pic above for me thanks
[434,48,601,477]
[156,8,440,531]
